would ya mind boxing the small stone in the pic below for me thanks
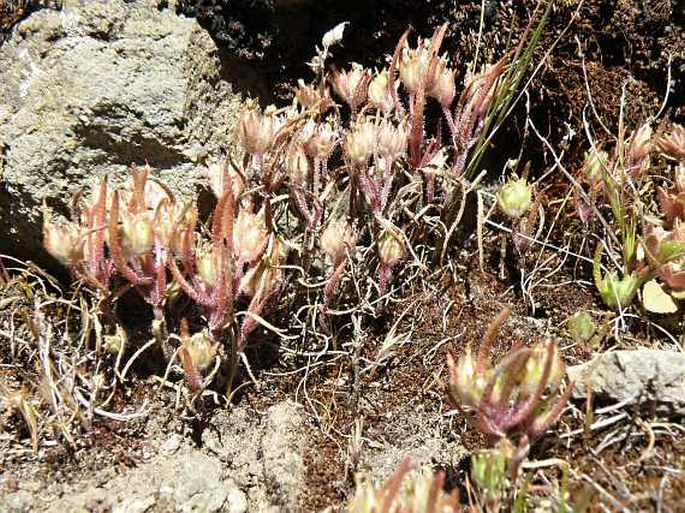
[568,350,685,417]
[173,454,246,513]
[161,433,183,455]
[0,490,34,513]
[113,495,156,513]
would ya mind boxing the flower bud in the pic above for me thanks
[471,448,508,495]
[566,311,597,344]
[287,145,311,186]
[344,119,377,165]
[448,347,485,407]
[239,237,284,299]
[197,247,219,286]
[104,326,127,355]
[120,214,154,257]
[320,220,355,263]
[239,107,278,156]
[428,59,456,107]
[657,124,685,161]
[302,120,338,159]
[628,123,652,163]
[43,215,82,266]
[597,271,640,310]
[183,329,216,371]
[207,161,245,201]
[399,42,429,93]
[521,340,565,398]
[295,79,332,113]
[377,120,408,160]
[234,206,268,263]
[330,63,370,109]
[497,177,532,219]
[368,70,394,113]
[461,61,503,119]
[582,148,608,184]
[378,231,404,268]
[165,207,197,256]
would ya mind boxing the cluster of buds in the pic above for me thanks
[447,309,572,448]
[170,173,278,349]
[346,118,409,217]
[43,166,191,321]
[398,33,455,107]
[43,164,286,392]
[107,166,187,321]
[288,120,339,231]
[579,124,658,310]
[344,116,409,166]
[348,458,460,513]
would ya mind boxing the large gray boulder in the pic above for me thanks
[0,0,243,267]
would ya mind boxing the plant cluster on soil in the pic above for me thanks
[1,1,685,512]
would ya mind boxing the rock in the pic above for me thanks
[112,495,156,513]
[0,0,243,268]
[260,402,306,511]
[8,446,248,513]
[202,400,307,512]
[161,433,183,455]
[0,490,34,513]
[568,350,685,417]
[172,453,247,513]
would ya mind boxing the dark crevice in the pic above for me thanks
[76,128,186,169]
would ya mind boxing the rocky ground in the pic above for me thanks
[1,0,684,512]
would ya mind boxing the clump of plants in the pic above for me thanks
[573,121,685,312]
[345,307,574,513]
[39,16,544,399]
[348,458,460,513]
[446,308,572,511]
